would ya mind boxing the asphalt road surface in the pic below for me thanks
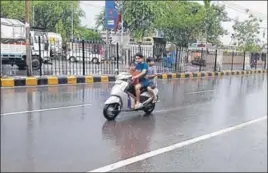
[1,74,267,172]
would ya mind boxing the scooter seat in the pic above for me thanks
[126,85,147,96]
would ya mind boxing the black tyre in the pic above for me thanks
[17,64,26,70]
[69,56,77,62]
[109,56,117,64]
[92,57,99,64]
[144,102,155,115]
[32,55,41,70]
[103,103,121,121]
[17,55,26,70]
[110,56,116,61]
[141,96,156,115]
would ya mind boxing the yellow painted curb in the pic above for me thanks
[162,73,168,79]
[67,76,77,84]
[85,76,94,83]
[171,73,176,79]
[1,78,14,87]
[26,77,37,86]
[47,76,58,85]
[101,76,109,83]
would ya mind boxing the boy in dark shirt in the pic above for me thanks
[132,53,149,109]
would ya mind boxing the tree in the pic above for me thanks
[95,9,104,30]
[154,1,206,47]
[153,1,229,47]
[202,3,230,46]
[1,1,85,42]
[94,1,229,46]
[1,1,25,21]
[33,1,84,42]
[94,1,163,40]
[232,14,261,52]
[76,27,101,40]
[122,1,164,41]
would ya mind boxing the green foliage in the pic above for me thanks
[154,1,206,47]
[94,1,229,47]
[203,4,230,46]
[76,27,101,40]
[1,1,25,21]
[1,1,100,42]
[32,1,84,42]
[94,1,163,40]
[232,14,261,52]
[155,1,230,47]
[122,1,162,40]
[95,9,104,30]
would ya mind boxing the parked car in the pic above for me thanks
[190,56,206,66]
[66,50,104,64]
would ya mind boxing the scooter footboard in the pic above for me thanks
[104,95,122,106]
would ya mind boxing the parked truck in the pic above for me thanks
[1,18,50,70]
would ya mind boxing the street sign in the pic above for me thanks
[104,0,118,30]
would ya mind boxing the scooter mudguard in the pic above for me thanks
[104,96,121,105]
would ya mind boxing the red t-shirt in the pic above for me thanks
[130,70,139,85]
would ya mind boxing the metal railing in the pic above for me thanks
[1,39,267,76]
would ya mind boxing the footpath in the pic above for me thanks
[0,69,267,87]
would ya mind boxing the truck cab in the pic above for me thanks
[1,18,50,70]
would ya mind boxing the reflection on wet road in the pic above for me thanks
[1,74,267,172]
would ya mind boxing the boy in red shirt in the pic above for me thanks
[129,62,139,85]
[128,62,139,108]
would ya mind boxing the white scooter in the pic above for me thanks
[103,72,159,121]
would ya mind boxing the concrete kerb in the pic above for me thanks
[1,69,267,88]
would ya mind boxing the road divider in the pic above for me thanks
[1,69,267,87]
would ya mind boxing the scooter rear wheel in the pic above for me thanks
[103,103,121,121]
[144,103,155,115]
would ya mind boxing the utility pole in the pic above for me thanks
[71,3,74,50]
[25,0,32,76]
[120,2,124,46]
[120,1,124,60]
[32,5,35,26]
[263,29,267,70]
[106,29,110,60]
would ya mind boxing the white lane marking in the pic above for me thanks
[1,103,92,116]
[0,100,211,116]
[186,89,215,95]
[88,116,267,172]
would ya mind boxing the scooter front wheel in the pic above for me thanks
[103,103,121,121]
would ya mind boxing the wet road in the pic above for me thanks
[1,74,267,172]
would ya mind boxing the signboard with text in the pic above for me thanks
[104,0,118,30]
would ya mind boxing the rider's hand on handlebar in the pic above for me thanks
[132,75,138,80]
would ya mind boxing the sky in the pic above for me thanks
[79,1,267,46]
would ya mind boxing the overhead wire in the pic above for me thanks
[220,1,267,21]
[79,2,104,9]
[223,1,267,18]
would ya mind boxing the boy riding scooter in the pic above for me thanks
[102,55,159,120]
[131,53,150,109]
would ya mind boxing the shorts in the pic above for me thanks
[140,80,150,88]
[147,81,155,88]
